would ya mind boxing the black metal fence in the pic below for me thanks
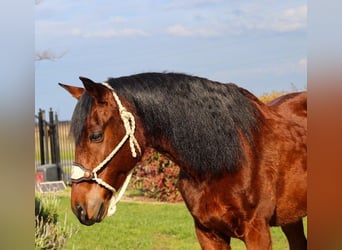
[35,108,74,185]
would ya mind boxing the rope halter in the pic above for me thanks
[70,82,141,216]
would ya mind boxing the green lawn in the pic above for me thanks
[55,193,306,250]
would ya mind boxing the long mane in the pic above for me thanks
[107,72,263,174]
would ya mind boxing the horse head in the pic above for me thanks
[59,77,144,225]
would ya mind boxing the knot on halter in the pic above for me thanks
[103,82,141,157]
[118,105,141,158]
[70,82,141,217]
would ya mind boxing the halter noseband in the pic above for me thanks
[70,82,141,216]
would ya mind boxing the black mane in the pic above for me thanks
[71,72,263,174]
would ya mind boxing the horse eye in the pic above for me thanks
[89,132,103,142]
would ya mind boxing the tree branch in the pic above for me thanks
[35,50,68,61]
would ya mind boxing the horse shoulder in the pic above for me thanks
[177,131,277,240]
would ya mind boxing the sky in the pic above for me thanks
[35,0,307,120]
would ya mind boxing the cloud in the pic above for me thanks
[36,19,148,39]
[165,4,306,38]
[36,0,307,42]
[36,1,148,39]
[241,58,307,75]
[75,28,148,38]
[166,24,219,37]
[166,0,223,9]
[247,5,307,32]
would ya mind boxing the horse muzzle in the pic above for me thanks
[73,200,106,226]
[71,184,109,226]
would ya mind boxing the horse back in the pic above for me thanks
[267,91,307,128]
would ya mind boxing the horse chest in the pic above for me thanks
[198,199,246,237]
[178,175,257,238]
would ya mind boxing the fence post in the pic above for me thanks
[54,112,62,180]
[43,112,50,164]
[49,108,56,163]
[38,109,45,165]
[49,108,62,180]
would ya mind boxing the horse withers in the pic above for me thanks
[60,72,307,249]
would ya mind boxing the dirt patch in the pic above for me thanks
[122,194,183,205]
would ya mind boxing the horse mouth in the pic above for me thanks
[80,218,97,226]
[75,202,106,226]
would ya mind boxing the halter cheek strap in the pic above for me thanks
[70,82,141,217]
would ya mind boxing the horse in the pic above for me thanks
[59,72,307,249]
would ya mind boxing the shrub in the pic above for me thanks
[35,194,78,249]
[131,149,183,202]
[259,91,285,103]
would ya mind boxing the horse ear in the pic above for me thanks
[79,76,109,103]
[58,83,84,100]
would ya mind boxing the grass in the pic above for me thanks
[54,190,307,250]
[59,195,200,250]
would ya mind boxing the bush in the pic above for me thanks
[131,149,183,202]
[259,91,285,103]
[35,194,78,249]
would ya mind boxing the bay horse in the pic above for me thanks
[59,72,307,249]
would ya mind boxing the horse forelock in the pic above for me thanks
[106,72,263,175]
[70,92,93,145]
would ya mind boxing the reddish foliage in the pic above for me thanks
[130,149,183,202]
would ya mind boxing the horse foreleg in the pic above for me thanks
[244,218,272,250]
[194,221,231,250]
[281,219,307,250]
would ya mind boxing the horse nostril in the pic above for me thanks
[76,204,85,218]
[96,202,105,222]
[74,203,98,226]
